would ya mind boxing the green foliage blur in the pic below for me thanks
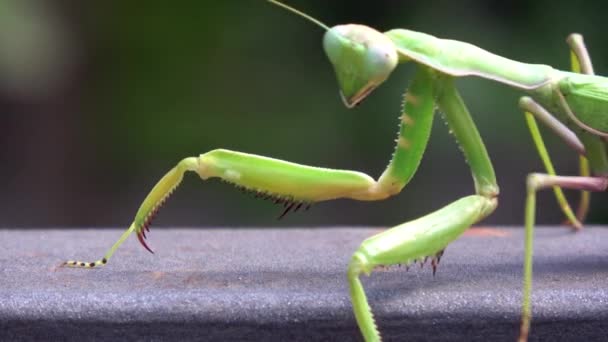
[1,0,608,228]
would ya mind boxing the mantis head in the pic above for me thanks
[323,25,398,108]
[267,1,398,108]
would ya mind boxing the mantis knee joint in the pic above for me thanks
[348,251,373,278]
[526,173,547,193]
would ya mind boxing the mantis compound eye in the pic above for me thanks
[323,24,398,108]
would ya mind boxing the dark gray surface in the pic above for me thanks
[1,227,607,341]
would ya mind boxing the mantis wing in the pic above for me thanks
[560,74,608,133]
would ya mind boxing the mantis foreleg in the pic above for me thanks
[62,149,384,267]
[348,71,498,340]
[64,157,200,266]
[62,67,438,268]
[348,195,495,341]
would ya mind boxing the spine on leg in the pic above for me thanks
[62,157,199,268]
[197,149,377,202]
[359,195,496,270]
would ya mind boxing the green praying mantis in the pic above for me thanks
[62,1,608,341]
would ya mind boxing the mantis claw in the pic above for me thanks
[232,180,314,220]
[278,202,296,220]
[277,200,309,219]
[137,230,154,254]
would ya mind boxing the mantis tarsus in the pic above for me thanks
[62,1,608,341]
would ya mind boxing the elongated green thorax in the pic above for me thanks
[323,25,398,107]
[384,29,554,90]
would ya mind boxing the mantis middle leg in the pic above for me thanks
[518,34,596,230]
[518,173,607,342]
[520,98,583,229]
[517,34,603,341]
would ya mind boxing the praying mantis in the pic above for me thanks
[61,1,608,341]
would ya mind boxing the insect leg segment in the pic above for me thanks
[64,150,392,267]
[567,33,594,75]
[347,66,438,340]
[348,71,499,341]
[62,97,434,271]
[519,33,608,332]
[376,66,436,196]
[566,33,595,223]
[436,77,499,197]
[519,173,608,342]
[519,97,583,229]
[349,195,496,341]
[517,35,603,334]
[520,97,585,155]
[573,154,591,222]
[63,157,200,267]
[61,67,440,270]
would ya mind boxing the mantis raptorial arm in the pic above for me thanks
[348,71,498,340]
[63,51,498,342]
[63,150,392,267]
[62,57,435,269]
[64,157,200,266]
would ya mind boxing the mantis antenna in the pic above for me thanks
[267,0,330,31]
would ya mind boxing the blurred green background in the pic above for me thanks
[1,0,607,229]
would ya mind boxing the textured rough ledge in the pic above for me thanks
[1,227,607,341]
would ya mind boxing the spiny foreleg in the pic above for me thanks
[348,72,500,341]
[62,150,391,267]
[349,195,497,341]
[63,157,199,267]
[62,67,438,270]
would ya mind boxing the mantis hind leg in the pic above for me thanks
[519,173,607,342]
[517,34,602,340]
[519,97,583,230]
[566,33,595,223]
[517,34,598,230]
